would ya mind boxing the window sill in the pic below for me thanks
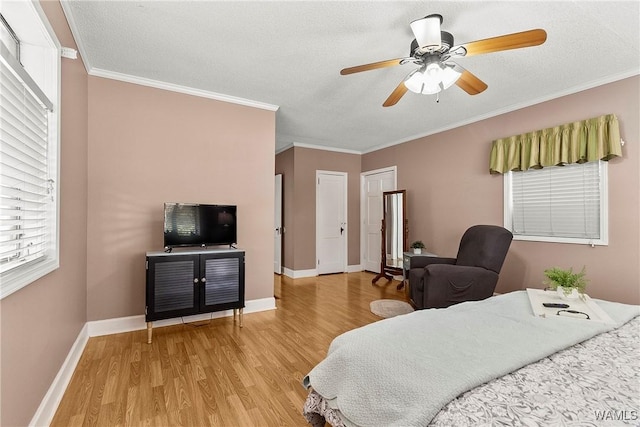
[512,235,608,246]
[0,257,59,300]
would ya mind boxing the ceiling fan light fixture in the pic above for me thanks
[403,69,424,93]
[425,62,442,81]
[410,14,442,52]
[404,61,462,96]
[420,81,441,95]
[404,67,441,95]
[441,65,462,89]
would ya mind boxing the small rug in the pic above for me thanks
[370,299,414,318]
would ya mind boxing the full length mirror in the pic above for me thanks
[372,190,407,285]
[384,190,406,268]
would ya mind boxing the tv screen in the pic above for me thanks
[164,203,237,249]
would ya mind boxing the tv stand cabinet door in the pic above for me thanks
[146,254,199,321]
[200,251,245,312]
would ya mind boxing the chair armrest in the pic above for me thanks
[410,256,456,269]
[423,264,498,308]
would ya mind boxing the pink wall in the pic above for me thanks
[363,76,640,304]
[0,2,89,425]
[275,147,361,271]
[86,78,276,320]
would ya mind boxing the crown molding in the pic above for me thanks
[89,68,279,111]
[276,141,362,155]
[362,70,640,154]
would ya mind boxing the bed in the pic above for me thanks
[302,291,640,426]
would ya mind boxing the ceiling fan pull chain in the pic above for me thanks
[436,92,440,103]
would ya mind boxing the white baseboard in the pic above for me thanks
[283,267,317,278]
[87,297,277,337]
[282,265,362,278]
[29,324,89,427]
[347,264,362,273]
[32,297,276,426]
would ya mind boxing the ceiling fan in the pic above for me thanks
[340,14,547,107]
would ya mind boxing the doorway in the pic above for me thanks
[316,171,347,275]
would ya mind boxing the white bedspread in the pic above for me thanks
[302,291,640,427]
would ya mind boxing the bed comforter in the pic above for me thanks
[302,291,640,427]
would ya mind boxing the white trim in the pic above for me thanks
[283,267,317,279]
[276,141,361,155]
[282,267,362,277]
[298,142,360,155]
[361,166,398,178]
[87,297,277,337]
[29,324,89,427]
[361,70,640,155]
[347,264,363,273]
[60,47,77,59]
[89,68,279,112]
[360,166,397,271]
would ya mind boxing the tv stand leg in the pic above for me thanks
[233,308,244,327]
[147,322,152,344]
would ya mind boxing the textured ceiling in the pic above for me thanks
[61,1,640,153]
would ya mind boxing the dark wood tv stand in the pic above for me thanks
[145,248,245,343]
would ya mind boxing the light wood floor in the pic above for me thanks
[51,272,408,426]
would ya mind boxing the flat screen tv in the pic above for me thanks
[164,203,237,249]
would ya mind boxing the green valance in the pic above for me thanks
[489,114,622,174]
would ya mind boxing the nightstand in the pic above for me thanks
[401,251,437,294]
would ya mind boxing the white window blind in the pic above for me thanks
[0,50,53,274]
[0,4,59,299]
[505,161,607,245]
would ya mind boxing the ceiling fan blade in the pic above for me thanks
[455,68,488,95]
[383,80,409,107]
[340,59,404,75]
[462,29,547,57]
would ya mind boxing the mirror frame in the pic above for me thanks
[372,189,407,284]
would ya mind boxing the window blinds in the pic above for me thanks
[0,49,52,274]
[509,161,601,240]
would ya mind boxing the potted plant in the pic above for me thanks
[543,266,588,300]
[410,240,426,254]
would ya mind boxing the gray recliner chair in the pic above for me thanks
[409,225,513,310]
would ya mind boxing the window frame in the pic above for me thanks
[503,160,608,246]
[0,2,61,299]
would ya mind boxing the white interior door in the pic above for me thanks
[274,174,282,274]
[316,171,347,275]
[361,168,396,272]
